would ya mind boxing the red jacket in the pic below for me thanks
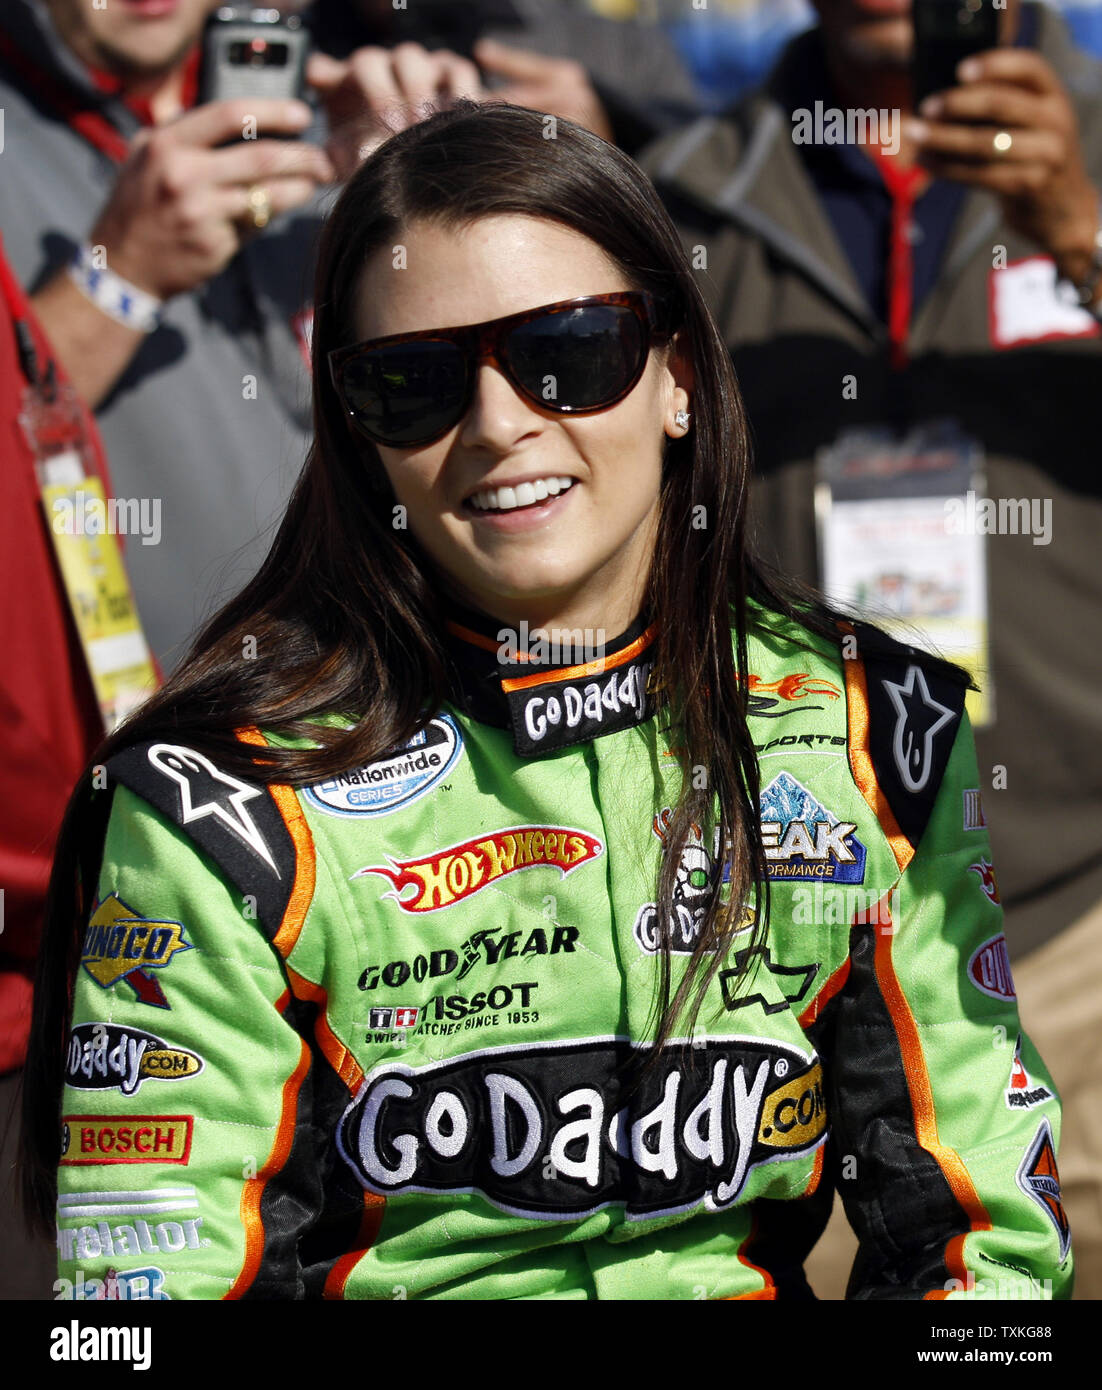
[0,238,109,1072]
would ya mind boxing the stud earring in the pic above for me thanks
[674,409,691,430]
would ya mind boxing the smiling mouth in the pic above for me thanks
[466,476,577,514]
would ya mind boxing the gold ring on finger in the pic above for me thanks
[993,131,1013,156]
[246,184,272,230]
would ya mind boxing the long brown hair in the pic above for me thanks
[23,101,853,1229]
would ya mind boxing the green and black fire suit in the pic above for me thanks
[55,606,1072,1299]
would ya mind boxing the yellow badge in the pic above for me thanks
[41,459,157,730]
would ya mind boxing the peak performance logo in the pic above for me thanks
[338,1036,826,1220]
[759,772,867,882]
[355,826,602,913]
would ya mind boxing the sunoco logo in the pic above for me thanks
[337,1036,826,1220]
[355,826,602,913]
[305,716,462,817]
[80,893,192,1008]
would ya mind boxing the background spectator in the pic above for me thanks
[0,2,699,675]
[306,0,702,156]
[0,234,132,1297]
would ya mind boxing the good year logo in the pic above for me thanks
[337,1036,826,1220]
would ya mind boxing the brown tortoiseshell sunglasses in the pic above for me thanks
[328,291,671,449]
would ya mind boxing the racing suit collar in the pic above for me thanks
[440,602,660,757]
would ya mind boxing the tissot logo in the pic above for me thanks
[337,1036,826,1220]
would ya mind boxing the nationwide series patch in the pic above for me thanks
[305,716,463,817]
[337,1035,827,1220]
[967,934,1016,1001]
[759,772,867,882]
[61,1115,193,1165]
[1016,1119,1070,1260]
[355,826,603,913]
[1005,1036,1053,1111]
[80,894,192,1008]
[65,1023,204,1097]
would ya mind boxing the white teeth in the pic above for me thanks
[469,477,575,512]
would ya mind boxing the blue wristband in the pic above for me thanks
[67,243,164,333]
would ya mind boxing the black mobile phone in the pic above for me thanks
[197,6,312,106]
[912,0,1000,108]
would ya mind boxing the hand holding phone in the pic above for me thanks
[89,100,334,301]
[912,0,1000,107]
[907,42,1100,297]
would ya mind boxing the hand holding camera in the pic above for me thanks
[909,2,1099,289]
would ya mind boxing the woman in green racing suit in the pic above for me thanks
[23,102,1071,1301]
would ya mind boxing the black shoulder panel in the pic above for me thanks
[851,622,969,852]
[107,740,297,943]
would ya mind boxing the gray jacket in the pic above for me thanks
[0,0,332,669]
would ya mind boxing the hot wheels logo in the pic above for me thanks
[354,826,603,913]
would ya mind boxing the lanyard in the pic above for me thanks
[0,239,53,390]
[866,146,930,371]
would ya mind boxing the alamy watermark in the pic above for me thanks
[497,623,607,665]
[791,884,900,927]
[943,491,1052,546]
[52,491,162,546]
[792,101,901,157]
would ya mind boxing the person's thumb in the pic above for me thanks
[305,51,349,95]
[473,38,551,81]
